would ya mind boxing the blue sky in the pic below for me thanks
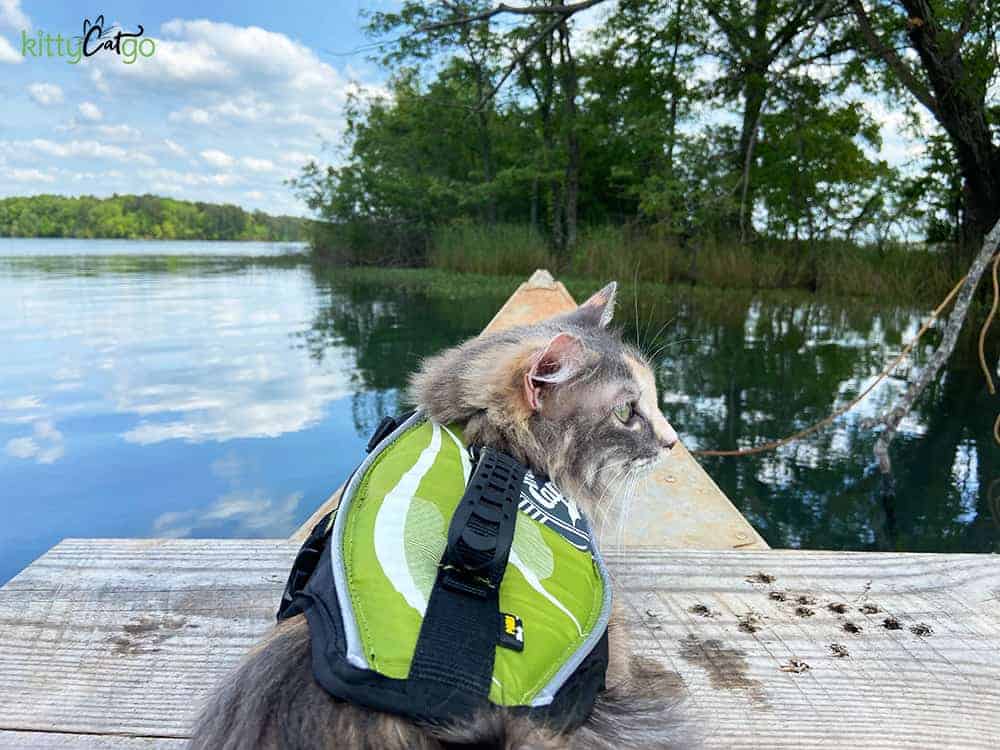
[0,1,930,219]
[0,1,393,216]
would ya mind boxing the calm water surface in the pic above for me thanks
[0,239,996,583]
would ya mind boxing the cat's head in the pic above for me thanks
[409,281,678,520]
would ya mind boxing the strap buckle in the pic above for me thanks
[366,411,415,453]
[440,447,525,598]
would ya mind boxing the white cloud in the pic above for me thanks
[0,0,29,30]
[9,167,54,182]
[97,123,142,141]
[0,35,20,63]
[26,82,63,106]
[241,156,275,173]
[90,68,110,94]
[142,166,244,190]
[132,152,157,166]
[200,148,234,168]
[4,420,64,464]
[163,138,187,157]
[168,106,214,125]
[12,138,126,159]
[3,19,378,215]
[169,97,275,125]
[280,150,317,166]
[78,101,103,121]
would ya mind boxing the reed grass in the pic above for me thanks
[420,222,956,304]
[429,222,553,276]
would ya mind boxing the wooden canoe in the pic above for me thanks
[294,269,767,550]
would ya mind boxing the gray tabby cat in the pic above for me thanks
[190,282,694,749]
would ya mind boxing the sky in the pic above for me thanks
[0,1,930,219]
[0,1,395,217]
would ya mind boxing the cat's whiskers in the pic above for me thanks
[646,335,704,364]
[614,469,639,556]
[591,461,632,542]
[642,315,676,361]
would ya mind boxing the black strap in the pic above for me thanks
[277,510,333,621]
[407,447,526,710]
[366,410,415,453]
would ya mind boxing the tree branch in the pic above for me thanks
[766,2,819,63]
[951,0,981,57]
[737,0,839,242]
[848,0,940,116]
[477,15,565,109]
[416,0,607,34]
[872,216,1000,483]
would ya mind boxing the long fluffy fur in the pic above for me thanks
[191,285,696,749]
[191,616,693,750]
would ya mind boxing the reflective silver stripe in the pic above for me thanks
[330,410,425,669]
[529,518,613,707]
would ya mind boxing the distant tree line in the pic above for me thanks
[291,0,998,274]
[0,194,308,242]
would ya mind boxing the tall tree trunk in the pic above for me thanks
[537,33,563,250]
[530,176,539,230]
[558,16,579,250]
[472,58,498,225]
[662,0,687,230]
[851,0,1000,263]
[735,67,767,241]
[900,0,1000,265]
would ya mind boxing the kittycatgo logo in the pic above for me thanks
[21,15,155,65]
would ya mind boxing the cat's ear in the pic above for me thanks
[567,281,616,328]
[524,333,584,411]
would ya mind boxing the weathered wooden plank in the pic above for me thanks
[2,540,998,747]
[0,731,185,749]
[294,269,767,550]
[0,539,294,741]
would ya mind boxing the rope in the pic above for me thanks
[978,251,999,396]
[692,268,976,458]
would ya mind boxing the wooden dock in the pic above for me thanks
[1,540,997,748]
[1,270,997,748]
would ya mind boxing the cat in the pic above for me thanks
[190,282,694,750]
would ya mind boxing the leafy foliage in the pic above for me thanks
[294,0,998,273]
[0,194,308,241]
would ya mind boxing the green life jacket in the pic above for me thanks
[278,412,612,730]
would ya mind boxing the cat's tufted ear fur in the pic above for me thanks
[564,282,617,328]
[524,332,585,411]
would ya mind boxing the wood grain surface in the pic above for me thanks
[2,539,997,747]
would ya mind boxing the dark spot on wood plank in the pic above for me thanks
[745,572,775,584]
[795,595,816,605]
[795,606,814,618]
[629,655,687,691]
[107,615,188,656]
[882,617,902,630]
[737,612,761,633]
[843,621,862,634]
[909,623,933,637]
[860,603,880,615]
[827,602,848,614]
[829,643,849,658]
[768,591,787,602]
[779,658,810,674]
[689,604,716,618]
[678,635,768,707]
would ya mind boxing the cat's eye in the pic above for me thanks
[613,402,633,423]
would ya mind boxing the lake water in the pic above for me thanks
[0,239,996,583]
